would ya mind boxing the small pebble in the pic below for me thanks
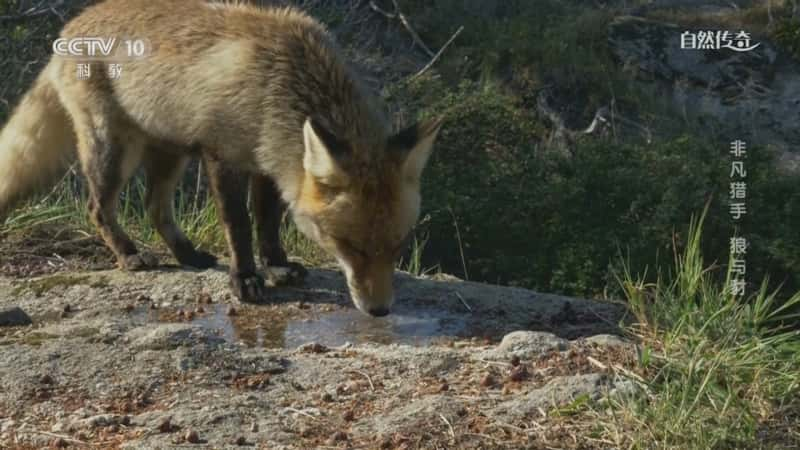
[184,429,200,443]
[157,417,172,433]
[198,292,212,304]
[328,431,348,444]
[509,365,528,382]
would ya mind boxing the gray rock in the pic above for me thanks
[0,266,626,448]
[418,354,460,377]
[608,16,800,170]
[126,324,222,350]
[607,379,639,399]
[69,414,124,431]
[492,374,609,419]
[0,307,32,327]
[353,395,466,434]
[0,419,16,433]
[584,334,630,348]
[481,330,568,361]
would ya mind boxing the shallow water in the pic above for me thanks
[144,303,467,349]
[283,307,466,348]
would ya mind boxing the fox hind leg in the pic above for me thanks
[204,158,267,303]
[144,151,217,269]
[251,174,306,286]
[65,101,155,270]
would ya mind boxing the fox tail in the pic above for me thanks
[0,63,75,219]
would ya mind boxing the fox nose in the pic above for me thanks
[367,307,390,317]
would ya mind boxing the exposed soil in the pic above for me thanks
[0,236,635,449]
[0,230,115,278]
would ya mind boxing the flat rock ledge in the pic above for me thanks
[0,267,633,449]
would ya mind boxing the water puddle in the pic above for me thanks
[138,303,467,349]
[283,307,466,348]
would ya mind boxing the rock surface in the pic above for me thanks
[0,267,634,448]
[609,15,800,170]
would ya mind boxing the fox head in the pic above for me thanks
[291,116,443,317]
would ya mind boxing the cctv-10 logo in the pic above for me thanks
[53,37,151,60]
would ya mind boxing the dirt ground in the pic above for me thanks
[0,234,635,449]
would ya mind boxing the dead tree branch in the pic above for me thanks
[410,25,463,80]
[369,0,435,57]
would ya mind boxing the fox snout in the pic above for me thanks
[341,260,395,317]
[293,115,445,317]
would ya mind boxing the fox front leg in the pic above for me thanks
[204,159,268,303]
[251,174,307,286]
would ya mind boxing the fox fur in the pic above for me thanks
[0,0,442,316]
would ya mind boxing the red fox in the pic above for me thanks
[0,0,442,316]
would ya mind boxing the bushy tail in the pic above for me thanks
[0,64,75,219]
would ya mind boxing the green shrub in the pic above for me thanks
[773,18,800,60]
[403,79,800,298]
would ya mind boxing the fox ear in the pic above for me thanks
[389,116,444,181]
[303,117,350,185]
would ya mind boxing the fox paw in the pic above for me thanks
[230,271,268,303]
[179,250,218,269]
[264,261,307,287]
[119,252,159,271]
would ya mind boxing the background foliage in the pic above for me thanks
[1,0,799,301]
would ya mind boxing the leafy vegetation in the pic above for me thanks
[3,0,800,300]
[773,17,800,60]
[398,77,800,298]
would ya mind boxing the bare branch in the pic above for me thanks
[368,0,397,19]
[391,0,434,57]
[410,25,463,80]
[369,0,434,57]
